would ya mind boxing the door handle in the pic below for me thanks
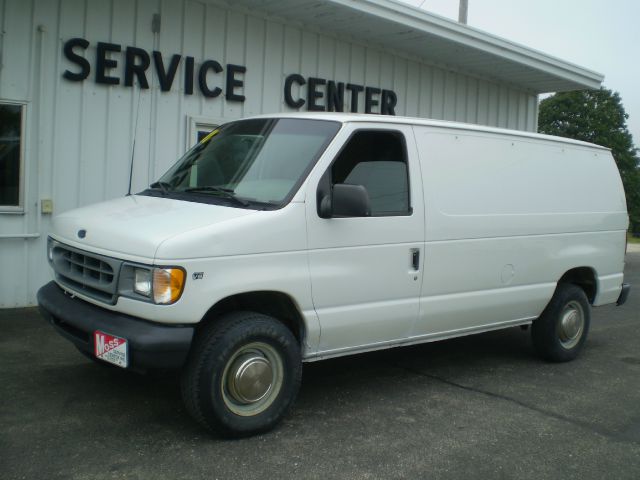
[411,248,420,271]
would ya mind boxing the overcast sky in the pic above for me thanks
[398,0,640,146]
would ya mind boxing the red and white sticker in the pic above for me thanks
[94,331,128,368]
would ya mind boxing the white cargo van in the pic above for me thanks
[38,113,630,437]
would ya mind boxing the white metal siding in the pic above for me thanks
[0,0,538,307]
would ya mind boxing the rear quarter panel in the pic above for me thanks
[412,126,627,335]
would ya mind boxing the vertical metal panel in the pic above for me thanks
[454,74,466,122]
[282,25,302,113]
[465,77,478,124]
[0,239,27,306]
[348,43,365,113]
[153,0,183,176]
[497,86,509,128]
[201,1,225,121]
[133,0,160,192]
[364,47,381,110]
[334,39,351,83]
[487,82,499,126]
[0,0,32,306]
[317,35,335,81]
[222,9,246,120]
[443,71,456,120]
[517,94,527,131]
[405,60,420,118]
[243,15,266,116]
[23,0,59,305]
[431,69,445,119]
[261,20,285,114]
[301,31,319,78]
[0,0,34,100]
[418,64,432,118]
[508,89,520,131]
[79,0,111,206]
[182,0,207,134]
[54,0,86,214]
[477,79,490,126]
[110,0,139,192]
[392,57,407,115]
[378,50,394,107]
[529,94,539,132]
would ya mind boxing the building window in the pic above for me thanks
[188,116,225,149]
[331,130,411,216]
[0,103,24,211]
[196,126,215,143]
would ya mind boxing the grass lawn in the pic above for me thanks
[628,233,640,244]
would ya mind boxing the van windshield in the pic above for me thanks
[142,118,340,209]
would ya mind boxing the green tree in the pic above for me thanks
[538,88,640,232]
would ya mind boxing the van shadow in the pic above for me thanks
[297,326,535,399]
[39,326,535,439]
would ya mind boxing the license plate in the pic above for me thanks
[94,331,128,368]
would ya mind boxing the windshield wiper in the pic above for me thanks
[183,186,250,207]
[149,181,171,194]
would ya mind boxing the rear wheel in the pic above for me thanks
[181,311,302,437]
[531,284,591,362]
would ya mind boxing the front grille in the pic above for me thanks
[62,250,114,284]
[49,240,123,304]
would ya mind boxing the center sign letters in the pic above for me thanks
[62,38,397,115]
[284,74,397,115]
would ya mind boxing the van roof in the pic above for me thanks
[248,112,610,152]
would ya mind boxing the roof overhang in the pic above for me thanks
[223,0,603,93]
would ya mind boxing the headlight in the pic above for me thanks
[152,268,186,304]
[134,268,152,297]
[121,265,186,305]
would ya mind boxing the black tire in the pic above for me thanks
[181,311,302,438]
[531,283,591,362]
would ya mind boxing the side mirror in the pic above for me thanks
[319,184,371,218]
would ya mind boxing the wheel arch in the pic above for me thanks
[198,290,307,346]
[557,267,598,304]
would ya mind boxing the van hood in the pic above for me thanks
[51,195,255,260]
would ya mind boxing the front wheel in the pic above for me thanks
[531,284,591,362]
[181,311,302,437]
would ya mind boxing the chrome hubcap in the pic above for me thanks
[558,301,584,349]
[221,342,283,416]
[227,354,273,404]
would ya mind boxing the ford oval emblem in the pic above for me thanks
[77,229,87,239]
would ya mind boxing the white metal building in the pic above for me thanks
[0,0,603,307]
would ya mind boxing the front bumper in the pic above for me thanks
[37,281,194,370]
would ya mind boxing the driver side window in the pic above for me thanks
[331,130,410,216]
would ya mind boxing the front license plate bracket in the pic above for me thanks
[94,330,129,368]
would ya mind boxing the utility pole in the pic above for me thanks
[458,0,468,24]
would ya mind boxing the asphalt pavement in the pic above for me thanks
[1,255,639,480]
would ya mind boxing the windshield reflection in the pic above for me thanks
[144,118,340,209]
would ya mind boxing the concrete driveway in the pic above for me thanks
[2,255,639,480]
